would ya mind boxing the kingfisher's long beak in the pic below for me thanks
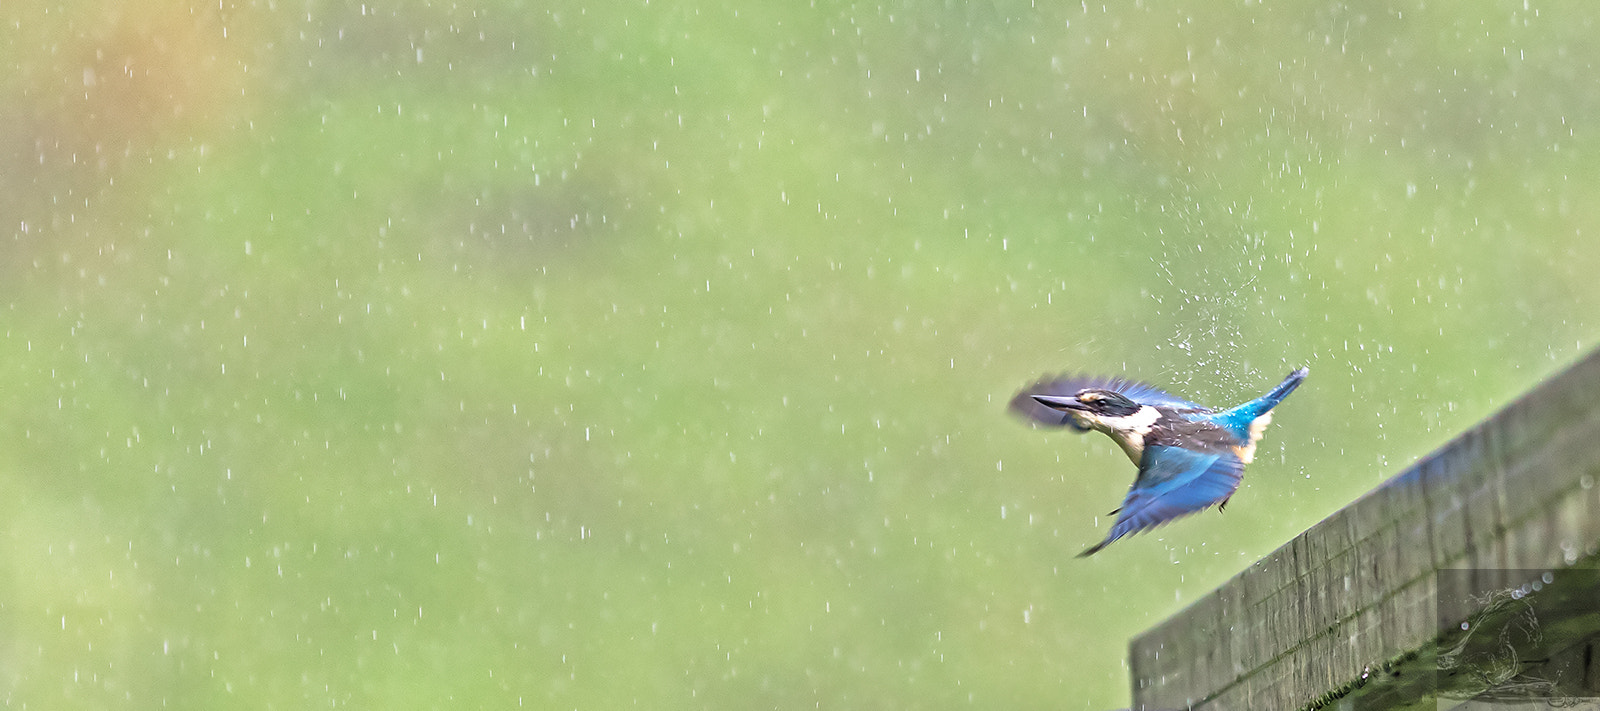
[1031,394,1087,412]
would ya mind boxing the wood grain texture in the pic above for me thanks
[1129,350,1600,710]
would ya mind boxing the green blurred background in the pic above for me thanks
[3,1,1597,708]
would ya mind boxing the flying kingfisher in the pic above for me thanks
[1010,367,1308,556]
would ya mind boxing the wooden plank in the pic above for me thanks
[1128,350,1600,710]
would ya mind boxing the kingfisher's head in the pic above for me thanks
[1031,389,1152,434]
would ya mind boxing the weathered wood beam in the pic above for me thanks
[1128,350,1600,710]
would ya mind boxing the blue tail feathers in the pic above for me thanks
[1259,367,1308,409]
[1213,367,1308,433]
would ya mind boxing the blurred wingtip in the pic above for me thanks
[1008,378,1089,430]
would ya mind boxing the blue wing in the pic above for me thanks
[1078,446,1244,556]
[1010,373,1206,430]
